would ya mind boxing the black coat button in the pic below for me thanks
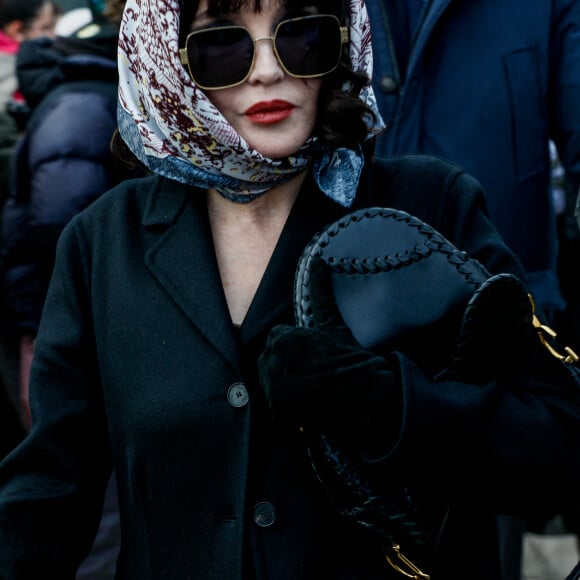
[227,382,249,408]
[253,502,276,528]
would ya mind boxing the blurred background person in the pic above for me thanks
[0,0,136,576]
[0,0,59,232]
[365,0,580,321]
[363,0,580,578]
[0,0,58,466]
[1,0,128,429]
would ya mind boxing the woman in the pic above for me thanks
[0,0,579,578]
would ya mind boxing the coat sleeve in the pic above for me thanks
[367,165,580,513]
[390,345,580,512]
[0,218,112,578]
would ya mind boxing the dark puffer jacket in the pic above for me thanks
[0,28,138,334]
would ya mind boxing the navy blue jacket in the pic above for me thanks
[366,0,580,312]
[0,33,135,334]
[0,156,579,579]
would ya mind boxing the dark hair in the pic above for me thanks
[110,129,148,172]
[178,0,375,151]
[0,0,51,30]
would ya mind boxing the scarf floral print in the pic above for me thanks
[117,0,384,206]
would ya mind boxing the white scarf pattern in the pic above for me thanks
[117,0,385,205]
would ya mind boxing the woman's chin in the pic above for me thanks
[249,141,305,160]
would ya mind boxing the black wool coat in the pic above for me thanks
[1,155,579,579]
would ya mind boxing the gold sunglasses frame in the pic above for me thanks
[179,14,349,90]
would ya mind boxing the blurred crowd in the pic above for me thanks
[0,0,134,576]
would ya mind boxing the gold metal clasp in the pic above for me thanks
[529,295,579,364]
[384,544,430,579]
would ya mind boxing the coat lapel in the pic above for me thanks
[408,0,454,76]
[142,178,240,368]
[241,179,344,343]
[141,175,344,358]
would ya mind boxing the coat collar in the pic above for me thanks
[408,0,454,76]
[140,175,343,367]
[142,175,191,226]
[241,184,342,342]
[142,178,240,367]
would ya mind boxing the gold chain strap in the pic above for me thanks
[529,295,579,364]
[384,545,430,579]
[383,296,579,580]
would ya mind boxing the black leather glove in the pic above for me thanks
[258,259,402,433]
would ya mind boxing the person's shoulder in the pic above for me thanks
[62,174,150,235]
[76,173,161,220]
[61,173,195,255]
[23,73,118,151]
[367,153,476,205]
[360,153,485,225]
[32,77,118,120]
[72,173,195,232]
[370,153,468,184]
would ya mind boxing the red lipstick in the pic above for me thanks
[245,100,294,124]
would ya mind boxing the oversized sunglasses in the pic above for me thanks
[179,14,348,90]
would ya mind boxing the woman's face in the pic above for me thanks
[190,0,321,159]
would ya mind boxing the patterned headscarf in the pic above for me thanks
[117,0,384,206]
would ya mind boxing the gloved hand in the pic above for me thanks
[258,259,402,433]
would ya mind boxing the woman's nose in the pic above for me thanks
[246,37,285,85]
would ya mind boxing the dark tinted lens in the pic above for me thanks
[187,26,253,88]
[275,15,342,77]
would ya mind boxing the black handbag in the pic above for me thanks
[293,207,580,579]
